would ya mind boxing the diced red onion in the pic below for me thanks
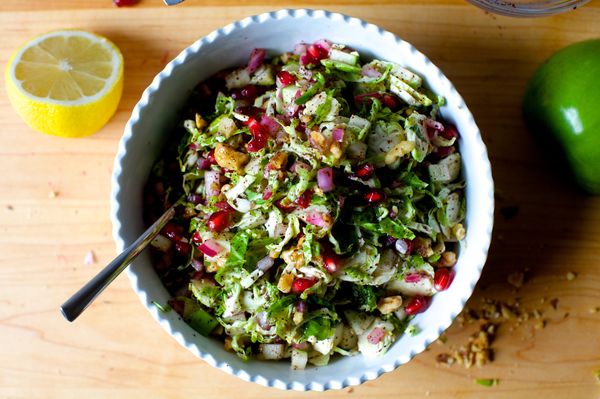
[332,127,344,143]
[395,239,409,254]
[362,65,382,78]
[295,301,307,313]
[306,212,328,227]
[425,118,445,132]
[196,157,212,170]
[187,193,203,204]
[405,273,423,283]
[317,167,334,192]
[204,170,221,198]
[314,39,332,53]
[246,48,266,74]
[294,43,307,55]
[257,256,275,272]
[367,327,386,344]
[260,114,280,135]
[191,259,204,272]
[198,239,223,257]
[256,311,271,329]
[292,342,310,350]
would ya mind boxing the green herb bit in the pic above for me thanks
[152,301,172,313]
[475,378,499,387]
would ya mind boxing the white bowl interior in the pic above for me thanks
[111,9,494,391]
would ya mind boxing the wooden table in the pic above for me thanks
[1,1,599,398]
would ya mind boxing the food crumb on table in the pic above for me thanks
[566,271,577,281]
[48,190,59,198]
[83,250,96,265]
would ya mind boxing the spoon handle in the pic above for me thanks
[60,206,176,322]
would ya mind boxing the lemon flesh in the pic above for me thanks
[5,30,123,138]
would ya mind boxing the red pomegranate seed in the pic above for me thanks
[240,85,258,100]
[354,163,375,180]
[404,295,431,315]
[214,201,234,212]
[207,210,231,232]
[175,241,192,256]
[275,198,295,213]
[321,247,341,274]
[307,44,327,60]
[441,124,459,140]
[206,150,216,164]
[434,268,455,291]
[191,231,203,245]
[382,94,398,110]
[235,106,262,120]
[163,223,183,242]
[300,52,317,66]
[291,277,318,294]
[246,119,269,152]
[277,70,296,86]
[262,188,273,200]
[295,189,313,209]
[187,193,203,204]
[113,0,138,6]
[364,189,386,204]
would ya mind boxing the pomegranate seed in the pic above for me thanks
[207,210,231,232]
[364,189,386,204]
[275,198,295,213]
[354,163,375,180]
[307,44,327,60]
[214,201,234,212]
[434,268,455,291]
[240,85,258,100]
[206,150,216,165]
[246,119,269,152]
[354,92,381,106]
[113,0,138,6]
[175,241,192,256]
[382,94,398,110]
[441,124,459,140]
[230,89,243,100]
[277,70,296,86]
[163,223,183,242]
[262,188,273,200]
[191,231,203,245]
[300,52,317,66]
[187,193,203,204]
[247,135,268,152]
[321,247,341,274]
[235,106,262,120]
[189,143,198,151]
[291,277,317,294]
[405,295,431,315]
[295,189,313,209]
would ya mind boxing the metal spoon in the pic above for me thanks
[60,206,176,322]
[163,0,184,5]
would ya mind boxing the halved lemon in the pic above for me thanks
[5,30,124,138]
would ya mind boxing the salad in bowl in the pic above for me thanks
[144,39,466,370]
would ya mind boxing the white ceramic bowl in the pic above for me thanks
[111,9,494,391]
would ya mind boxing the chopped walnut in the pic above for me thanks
[377,295,403,314]
[195,113,207,130]
[436,251,457,267]
[277,273,294,293]
[267,152,288,171]
[414,237,434,258]
[214,143,249,172]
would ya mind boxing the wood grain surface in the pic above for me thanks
[1,2,599,398]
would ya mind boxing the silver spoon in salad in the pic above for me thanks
[60,205,176,322]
